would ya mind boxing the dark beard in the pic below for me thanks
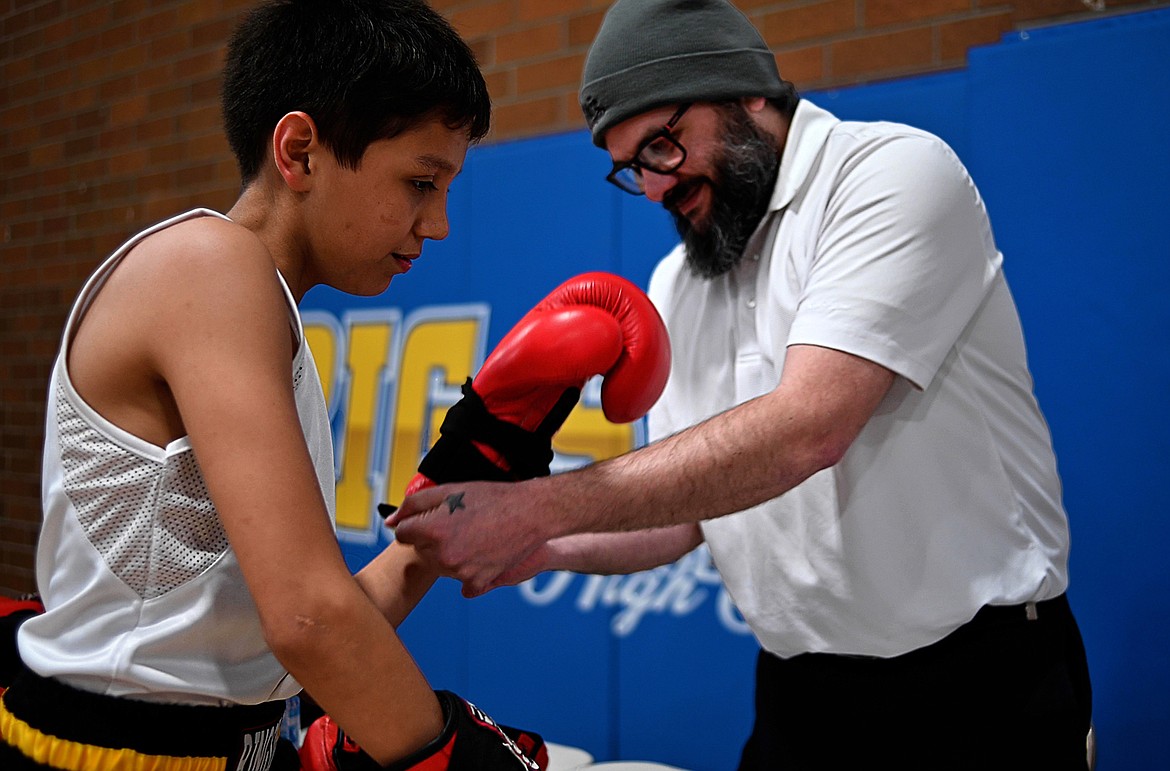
[666,105,781,279]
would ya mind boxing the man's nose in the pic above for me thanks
[641,169,678,203]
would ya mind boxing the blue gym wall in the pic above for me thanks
[302,9,1170,769]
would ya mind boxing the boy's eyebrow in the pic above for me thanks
[416,154,460,174]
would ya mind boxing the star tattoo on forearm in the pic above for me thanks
[445,492,466,514]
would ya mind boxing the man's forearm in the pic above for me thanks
[537,344,895,539]
[547,523,703,575]
[385,346,895,597]
[539,388,826,536]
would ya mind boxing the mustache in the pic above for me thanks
[662,177,708,219]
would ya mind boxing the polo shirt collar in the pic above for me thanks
[767,99,839,213]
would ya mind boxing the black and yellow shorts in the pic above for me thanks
[0,665,293,771]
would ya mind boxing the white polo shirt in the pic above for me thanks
[646,100,1071,658]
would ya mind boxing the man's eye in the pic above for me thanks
[642,137,675,163]
[412,179,438,192]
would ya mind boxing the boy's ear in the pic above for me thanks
[273,111,318,192]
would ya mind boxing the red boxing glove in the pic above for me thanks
[405,271,670,493]
[299,690,548,771]
[298,713,361,770]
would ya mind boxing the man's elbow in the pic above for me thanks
[805,430,856,475]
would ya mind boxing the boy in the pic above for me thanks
[0,2,541,769]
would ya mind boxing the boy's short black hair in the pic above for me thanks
[222,0,491,185]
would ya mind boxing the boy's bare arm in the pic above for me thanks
[139,220,442,764]
[355,542,438,629]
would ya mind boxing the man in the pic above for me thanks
[390,0,1093,768]
[0,2,547,769]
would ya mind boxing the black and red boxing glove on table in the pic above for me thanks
[299,690,548,771]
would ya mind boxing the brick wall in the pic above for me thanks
[1,0,1165,596]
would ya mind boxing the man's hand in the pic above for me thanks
[388,480,551,597]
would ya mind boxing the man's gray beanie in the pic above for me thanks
[579,0,783,147]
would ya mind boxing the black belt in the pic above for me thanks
[968,593,1069,626]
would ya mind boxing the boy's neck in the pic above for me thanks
[227,183,310,303]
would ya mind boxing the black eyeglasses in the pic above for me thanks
[606,103,692,195]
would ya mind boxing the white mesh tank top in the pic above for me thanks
[17,209,336,706]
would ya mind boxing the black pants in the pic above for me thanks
[737,595,1093,771]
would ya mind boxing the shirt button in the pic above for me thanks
[746,298,757,309]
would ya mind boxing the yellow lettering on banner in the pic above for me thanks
[303,323,337,405]
[554,399,636,463]
[334,319,395,530]
[386,316,482,504]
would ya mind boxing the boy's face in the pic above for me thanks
[303,116,471,296]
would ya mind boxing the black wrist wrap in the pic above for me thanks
[325,690,546,771]
[418,379,580,484]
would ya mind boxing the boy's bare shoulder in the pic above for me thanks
[99,213,293,363]
[114,215,285,317]
[66,214,292,445]
[129,214,272,281]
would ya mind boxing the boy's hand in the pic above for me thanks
[387,272,670,597]
[405,271,670,492]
